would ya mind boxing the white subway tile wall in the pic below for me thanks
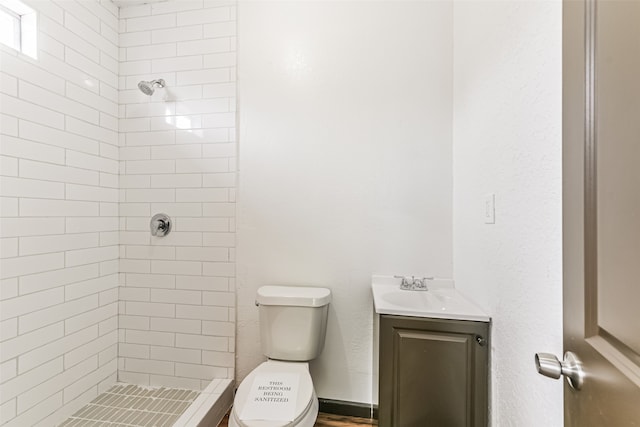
[118,0,237,392]
[0,0,236,425]
[0,1,120,426]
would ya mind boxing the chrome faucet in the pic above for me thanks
[394,275,433,291]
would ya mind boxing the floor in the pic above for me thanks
[217,412,378,426]
[58,382,375,427]
[59,384,200,426]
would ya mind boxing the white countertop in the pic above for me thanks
[371,275,490,322]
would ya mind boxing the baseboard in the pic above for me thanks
[318,398,378,419]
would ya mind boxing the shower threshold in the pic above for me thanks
[59,379,233,427]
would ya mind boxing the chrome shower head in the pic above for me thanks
[138,79,166,96]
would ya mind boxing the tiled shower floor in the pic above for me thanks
[59,384,200,427]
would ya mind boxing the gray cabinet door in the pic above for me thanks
[379,315,488,427]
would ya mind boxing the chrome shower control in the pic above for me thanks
[150,213,171,237]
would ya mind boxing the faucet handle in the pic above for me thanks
[395,275,418,290]
[413,276,433,290]
[394,275,410,287]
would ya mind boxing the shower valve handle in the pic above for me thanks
[150,213,172,237]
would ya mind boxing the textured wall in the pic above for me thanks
[117,0,237,390]
[0,1,120,425]
[236,0,453,403]
[452,1,563,425]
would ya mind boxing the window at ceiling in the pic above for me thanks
[0,0,37,59]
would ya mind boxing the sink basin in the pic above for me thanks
[380,291,440,310]
[371,276,489,321]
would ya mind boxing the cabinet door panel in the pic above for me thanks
[379,315,488,427]
[395,330,472,426]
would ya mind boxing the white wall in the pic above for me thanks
[237,0,453,403]
[0,1,120,425]
[117,0,237,390]
[452,1,563,425]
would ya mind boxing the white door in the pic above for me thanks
[553,0,640,424]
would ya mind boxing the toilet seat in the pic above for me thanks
[230,360,317,427]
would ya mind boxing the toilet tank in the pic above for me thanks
[257,286,331,361]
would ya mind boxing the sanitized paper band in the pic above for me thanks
[239,373,301,421]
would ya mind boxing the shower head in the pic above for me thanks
[138,79,166,95]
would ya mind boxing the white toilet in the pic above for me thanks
[229,285,331,427]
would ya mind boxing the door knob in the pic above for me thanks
[535,351,584,390]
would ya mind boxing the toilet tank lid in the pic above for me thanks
[257,286,331,307]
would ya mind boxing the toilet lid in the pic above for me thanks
[234,361,314,427]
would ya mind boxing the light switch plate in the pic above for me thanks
[484,193,495,224]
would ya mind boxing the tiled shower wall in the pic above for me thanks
[117,0,237,390]
[0,1,121,425]
[1,0,236,425]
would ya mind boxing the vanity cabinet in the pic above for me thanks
[378,315,489,427]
